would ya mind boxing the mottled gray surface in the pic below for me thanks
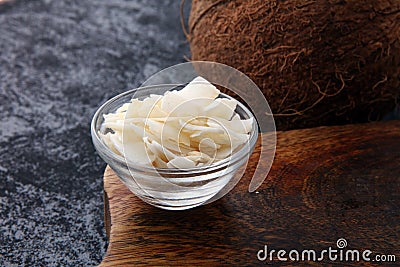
[0,0,190,266]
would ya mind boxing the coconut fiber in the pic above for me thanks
[188,0,400,130]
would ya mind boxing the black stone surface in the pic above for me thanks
[0,0,190,266]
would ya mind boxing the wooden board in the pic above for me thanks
[100,121,400,266]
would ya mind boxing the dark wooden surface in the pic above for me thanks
[100,121,400,266]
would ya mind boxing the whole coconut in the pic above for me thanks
[188,0,400,130]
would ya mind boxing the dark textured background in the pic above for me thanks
[0,0,190,265]
[1,1,399,266]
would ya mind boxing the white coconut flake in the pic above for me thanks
[207,117,254,134]
[167,156,196,169]
[178,76,219,100]
[204,98,237,120]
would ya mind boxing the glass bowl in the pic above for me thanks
[91,84,259,210]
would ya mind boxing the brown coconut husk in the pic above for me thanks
[187,0,400,130]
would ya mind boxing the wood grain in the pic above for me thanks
[100,121,400,266]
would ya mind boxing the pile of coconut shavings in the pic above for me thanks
[99,77,253,169]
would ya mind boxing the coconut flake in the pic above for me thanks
[178,76,220,100]
[167,156,196,169]
[204,98,237,119]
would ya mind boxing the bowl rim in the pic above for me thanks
[91,84,259,175]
